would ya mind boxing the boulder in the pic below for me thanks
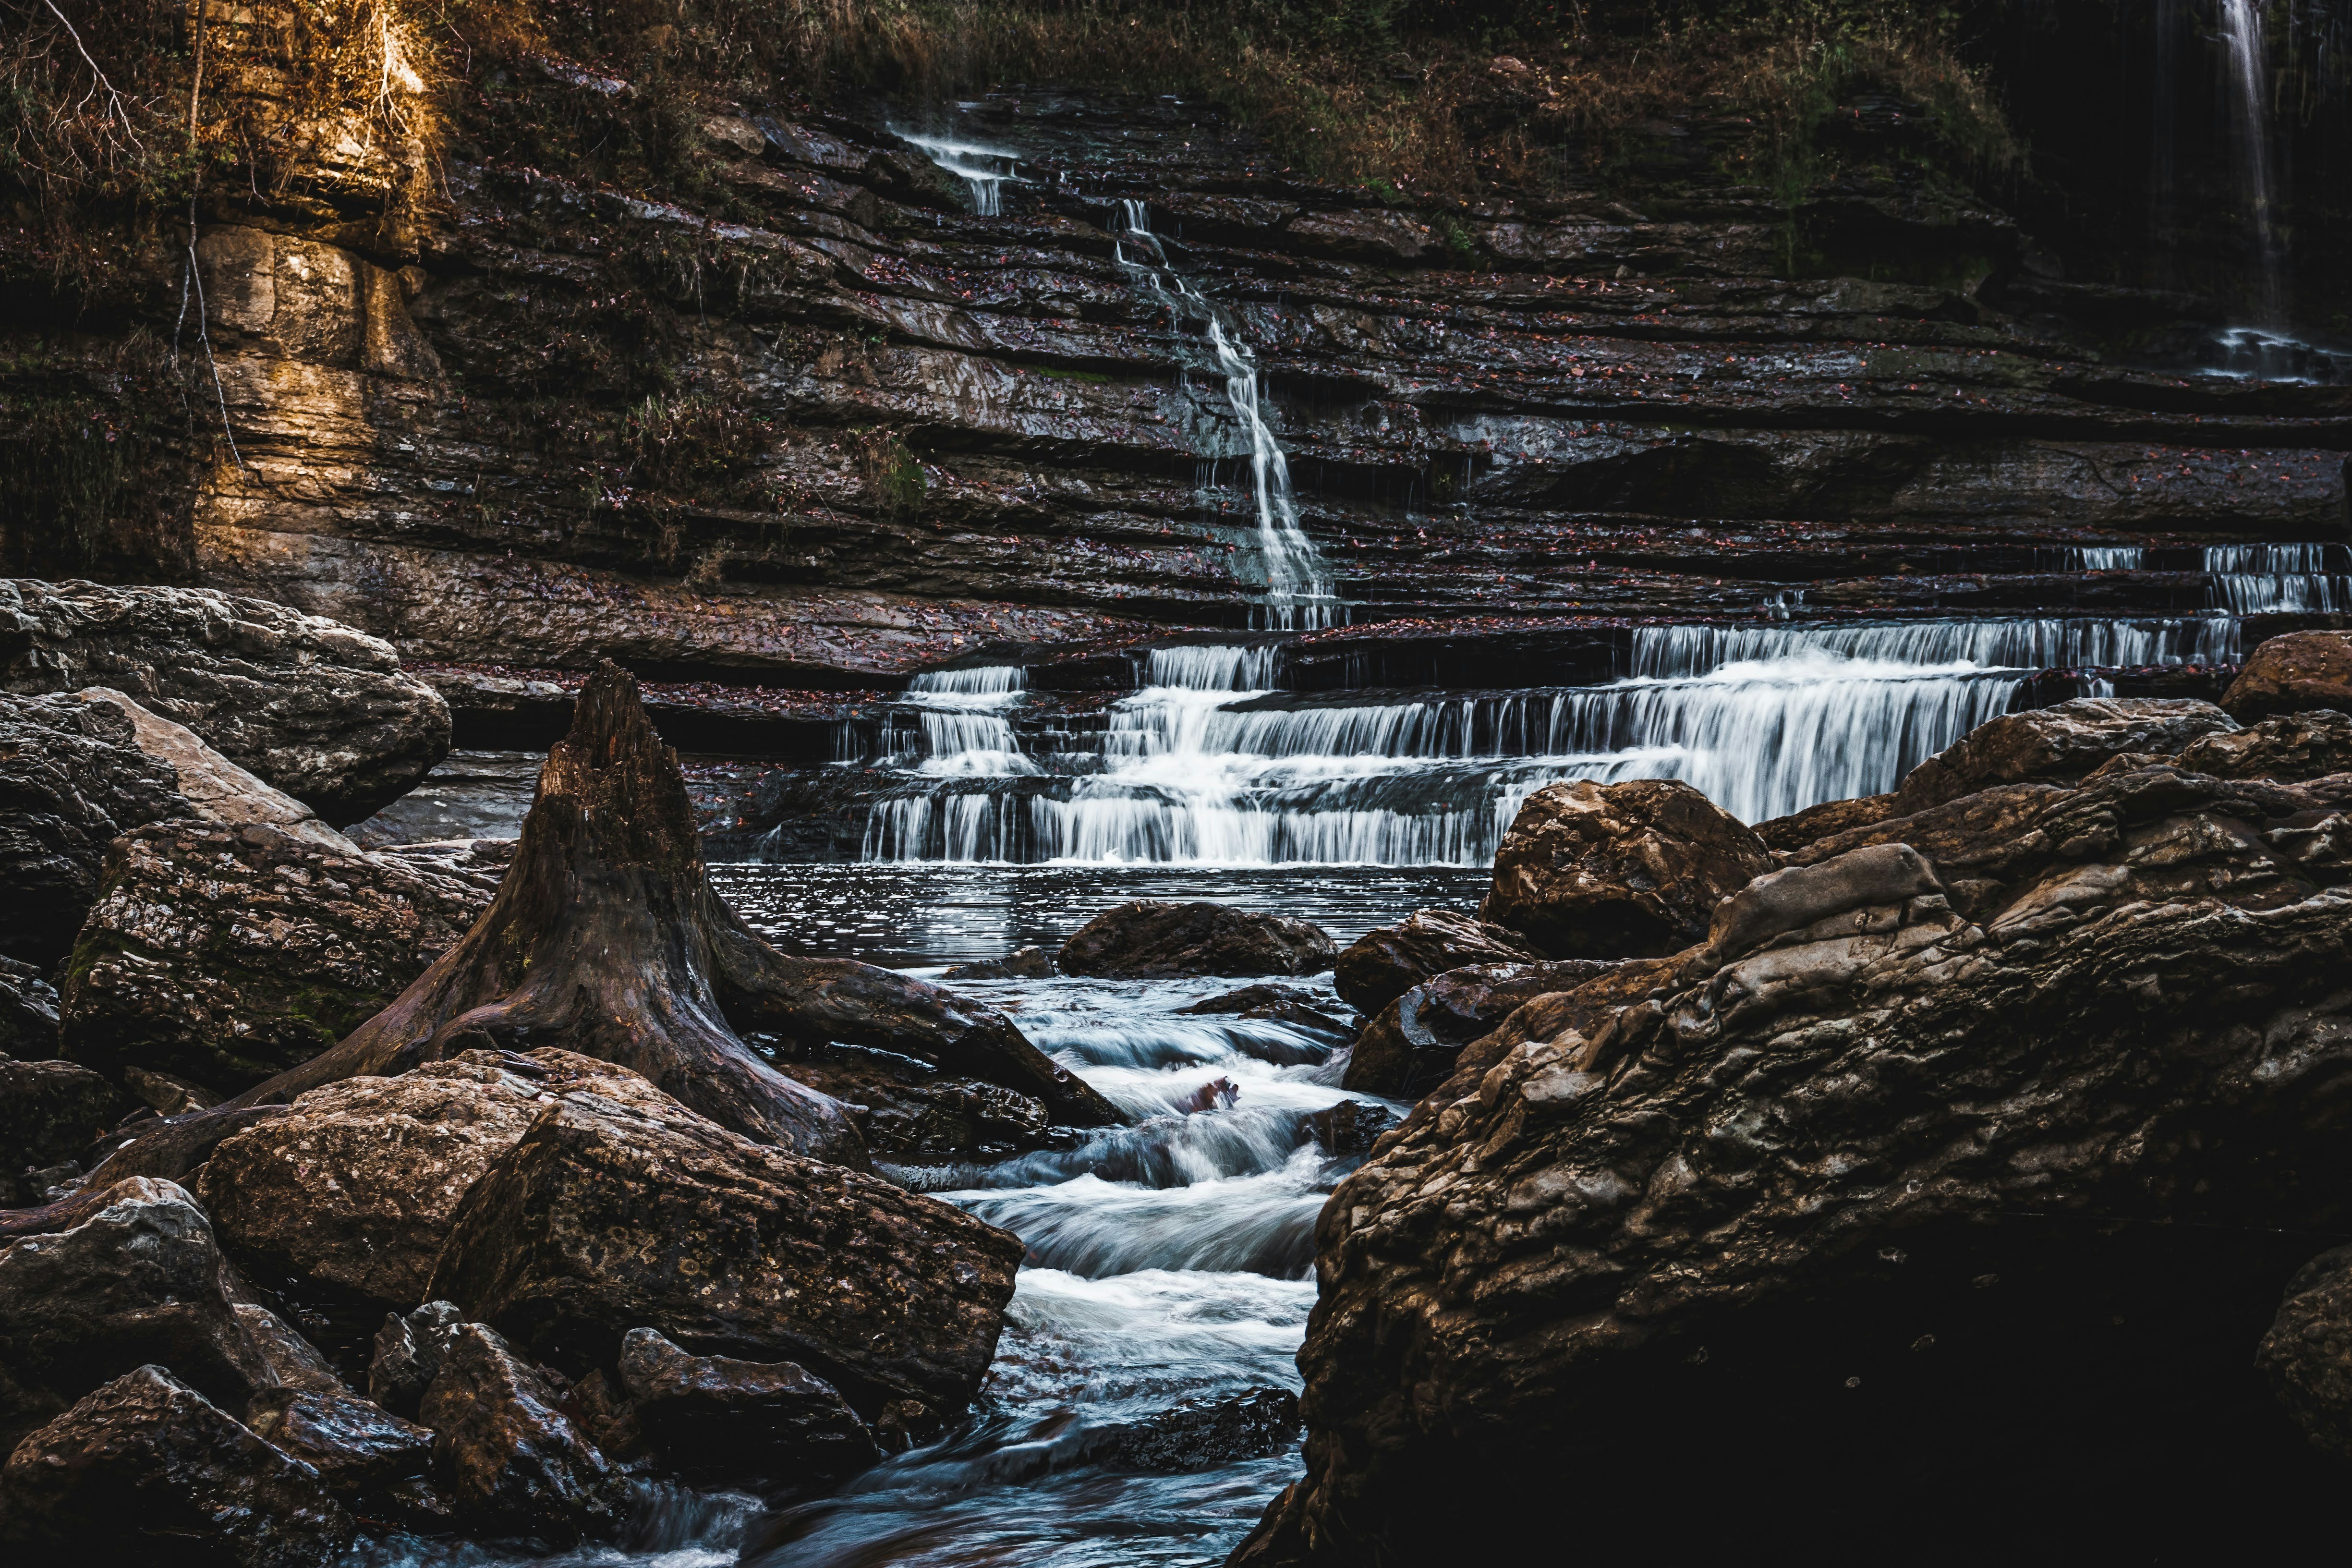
[1303,1100,1400,1158]
[0,579,450,824]
[196,1051,647,1307]
[1174,987,1356,1059]
[0,1055,116,1181]
[2172,709,2352,782]
[367,1301,466,1419]
[2222,631,2352,721]
[1479,778,1773,959]
[1057,901,1334,979]
[424,1067,1026,1416]
[71,687,352,851]
[1342,960,1619,1097]
[941,945,1055,980]
[0,691,190,966]
[1086,1386,1299,1471]
[61,821,492,1092]
[0,956,61,1056]
[764,1044,1050,1157]
[2258,1244,2352,1462]
[1751,790,1899,853]
[418,1322,626,1544]
[617,1326,878,1481]
[243,1386,434,1494]
[1892,696,2238,813]
[0,1365,355,1567]
[1237,774,2352,1563]
[0,1177,338,1446]
[1332,909,1539,1014]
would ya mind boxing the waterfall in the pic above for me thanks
[1113,201,1341,630]
[2074,547,2146,570]
[2219,0,2285,324]
[854,615,2240,865]
[894,130,1020,216]
[2205,543,2352,613]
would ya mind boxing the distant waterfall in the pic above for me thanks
[895,131,1020,215]
[2205,543,2352,613]
[2074,547,2146,570]
[1114,201,1341,630]
[2219,0,2285,323]
[854,615,2240,865]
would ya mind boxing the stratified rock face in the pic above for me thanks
[417,1322,626,1545]
[0,1177,334,1445]
[61,821,492,1092]
[1752,791,1899,853]
[1240,771,2352,1563]
[1893,696,2240,812]
[1332,910,1539,1015]
[0,957,61,1057]
[0,691,190,966]
[1057,901,1336,980]
[0,580,449,824]
[196,1051,647,1307]
[2224,632,2352,722]
[425,1075,1026,1415]
[2258,1245,2352,1462]
[0,1365,355,1568]
[0,1055,115,1179]
[2174,709,2352,782]
[617,1326,879,1482]
[1479,779,1773,959]
[1343,960,1618,1098]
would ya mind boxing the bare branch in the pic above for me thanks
[37,0,147,162]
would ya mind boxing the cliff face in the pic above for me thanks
[5,17,2346,690]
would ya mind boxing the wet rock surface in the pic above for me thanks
[0,691,191,966]
[1057,900,1336,979]
[424,1066,1026,1414]
[0,1055,115,1185]
[0,1364,356,1567]
[617,1326,879,1482]
[1088,1387,1300,1472]
[2224,632,2352,721]
[0,958,61,1057]
[1891,695,2240,812]
[1344,959,1620,1098]
[61,821,493,1093]
[1480,778,1774,959]
[0,581,449,825]
[763,1043,1052,1157]
[1332,909,1539,1015]
[2259,1245,2352,1463]
[1241,768,2352,1562]
[2173,709,2352,782]
[242,1386,435,1495]
[418,1321,626,1545]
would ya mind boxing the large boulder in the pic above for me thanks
[72,687,353,851]
[0,1177,338,1446]
[418,1321,627,1544]
[1342,960,1618,1098]
[1057,900,1334,979]
[1239,768,2352,1562]
[425,1066,1026,1418]
[1479,778,1773,959]
[61,821,492,1092]
[243,1386,435,1496]
[765,1044,1051,1157]
[617,1326,878,1481]
[195,1051,645,1307]
[2222,631,2352,721]
[2258,1244,2352,1462]
[1892,695,2238,813]
[1332,909,1539,1015]
[0,579,450,824]
[0,691,191,966]
[0,1365,355,1567]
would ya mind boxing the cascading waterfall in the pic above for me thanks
[2205,542,2352,612]
[2219,0,2286,324]
[1114,200,1341,631]
[854,615,2240,865]
[895,131,1021,215]
[2074,547,2146,570]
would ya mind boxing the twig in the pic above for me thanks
[39,0,146,160]
[187,240,246,471]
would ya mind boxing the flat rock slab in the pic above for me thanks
[1056,900,1334,979]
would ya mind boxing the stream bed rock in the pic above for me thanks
[1057,901,1335,980]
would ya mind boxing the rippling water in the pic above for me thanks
[365,871,1407,1568]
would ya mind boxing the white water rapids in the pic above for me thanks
[857,615,2242,863]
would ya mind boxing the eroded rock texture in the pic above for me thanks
[418,1322,627,1545]
[1241,767,2352,1562]
[61,821,493,1092]
[1891,695,2239,811]
[1332,909,1539,1015]
[1479,778,1773,959]
[2224,632,2352,721]
[1343,959,1618,1098]
[0,580,449,824]
[617,1326,878,1482]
